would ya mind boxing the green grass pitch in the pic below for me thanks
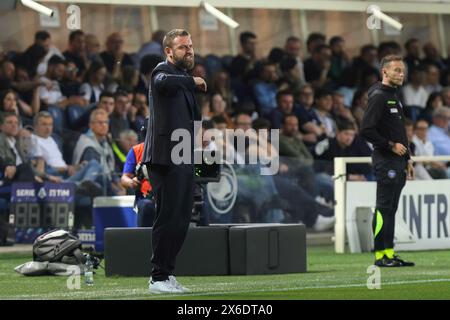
[1,246,450,300]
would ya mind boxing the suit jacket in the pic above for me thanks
[0,132,28,171]
[143,60,201,165]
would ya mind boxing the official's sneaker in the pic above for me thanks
[148,279,184,294]
[374,255,399,267]
[392,255,415,267]
[169,275,190,293]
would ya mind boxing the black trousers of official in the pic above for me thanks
[372,151,407,252]
[147,164,195,281]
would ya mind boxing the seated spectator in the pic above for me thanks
[404,38,421,81]
[13,66,41,118]
[108,65,139,93]
[306,32,326,56]
[284,36,305,84]
[0,89,35,120]
[1,59,45,95]
[100,32,134,78]
[80,61,107,105]
[422,42,447,72]
[420,92,443,124]
[112,129,138,173]
[328,36,350,85]
[35,31,65,77]
[424,64,442,94]
[110,90,131,139]
[72,109,124,195]
[63,30,88,80]
[0,113,43,183]
[129,92,149,132]
[72,91,115,132]
[412,118,448,179]
[208,93,233,128]
[402,66,428,109]
[350,89,368,130]
[60,60,81,98]
[278,114,334,203]
[266,90,297,129]
[303,44,332,89]
[252,60,279,116]
[332,91,356,125]
[278,56,302,98]
[313,88,336,138]
[15,43,47,79]
[314,119,372,181]
[39,55,86,109]
[427,106,450,156]
[85,34,102,64]
[405,118,433,180]
[295,84,326,145]
[229,31,258,80]
[211,70,237,114]
[30,111,104,194]
[442,86,450,107]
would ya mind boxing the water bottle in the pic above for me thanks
[84,255,94,286]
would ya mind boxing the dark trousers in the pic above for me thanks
[147,164,194,281]
[372,151,407,252]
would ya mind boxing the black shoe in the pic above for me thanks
[392,255,415,267]
[374,255,400,267]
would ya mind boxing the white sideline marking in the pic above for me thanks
[143,278,450,299]
[2,278,450,300]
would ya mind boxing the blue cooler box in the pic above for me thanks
[93,196,137,251]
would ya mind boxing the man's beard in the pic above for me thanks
[173,55,195,70]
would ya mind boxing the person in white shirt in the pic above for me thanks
[402,66,429,109]
[79,61,107,105]
[412,119,448,179]
[31,111,104,194]
[39,56,85,109]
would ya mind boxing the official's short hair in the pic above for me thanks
[33,111,53,126]
[163,29,190,50]
[380,54,404,69]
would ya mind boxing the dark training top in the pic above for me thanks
[360,82,410,161]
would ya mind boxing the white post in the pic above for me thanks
[334,157,347,253]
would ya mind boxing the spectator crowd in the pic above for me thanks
[1,29,450,231]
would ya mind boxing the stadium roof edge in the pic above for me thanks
[40,0,450,14]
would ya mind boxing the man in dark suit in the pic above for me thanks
[142,29,206,294]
